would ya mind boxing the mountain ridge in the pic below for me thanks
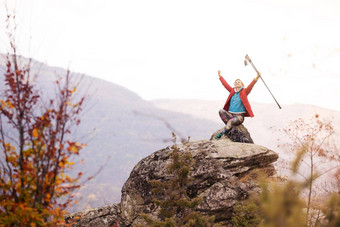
[0,55,221,212]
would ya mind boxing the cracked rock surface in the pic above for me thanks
[66,128,278,226]
[121,139,278,226]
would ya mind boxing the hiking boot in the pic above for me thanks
[214,132,224,139]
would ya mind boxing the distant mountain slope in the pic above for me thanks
[0,55,220,212]
[152,99,340,159]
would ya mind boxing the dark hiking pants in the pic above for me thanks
[218,109,244,132]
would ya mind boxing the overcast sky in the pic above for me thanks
[1,0,340,111]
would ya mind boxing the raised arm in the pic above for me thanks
[218,70,233,92]
[245,72,261,95]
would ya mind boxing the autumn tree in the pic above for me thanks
[232,115,340,227]
[283,115,340,224]
[0,14,87,226]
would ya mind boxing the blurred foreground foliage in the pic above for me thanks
[232,116,340,227]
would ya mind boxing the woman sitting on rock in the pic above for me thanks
[215,70,260,139]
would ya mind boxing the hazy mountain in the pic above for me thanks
[0,55,220,212]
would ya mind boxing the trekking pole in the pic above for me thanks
[244,54,282,109]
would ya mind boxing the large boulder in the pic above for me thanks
[120,139,278,226]
[66,129,278,226]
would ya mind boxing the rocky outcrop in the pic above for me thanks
[65,204,122,227]
[121,139,278,226]
[66,129,278,226]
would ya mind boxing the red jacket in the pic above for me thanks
[219,76,257,117]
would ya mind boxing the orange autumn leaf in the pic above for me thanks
[32,128,38,138]
[68,145,78,154]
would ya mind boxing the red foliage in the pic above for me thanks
[0,46,87,225]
